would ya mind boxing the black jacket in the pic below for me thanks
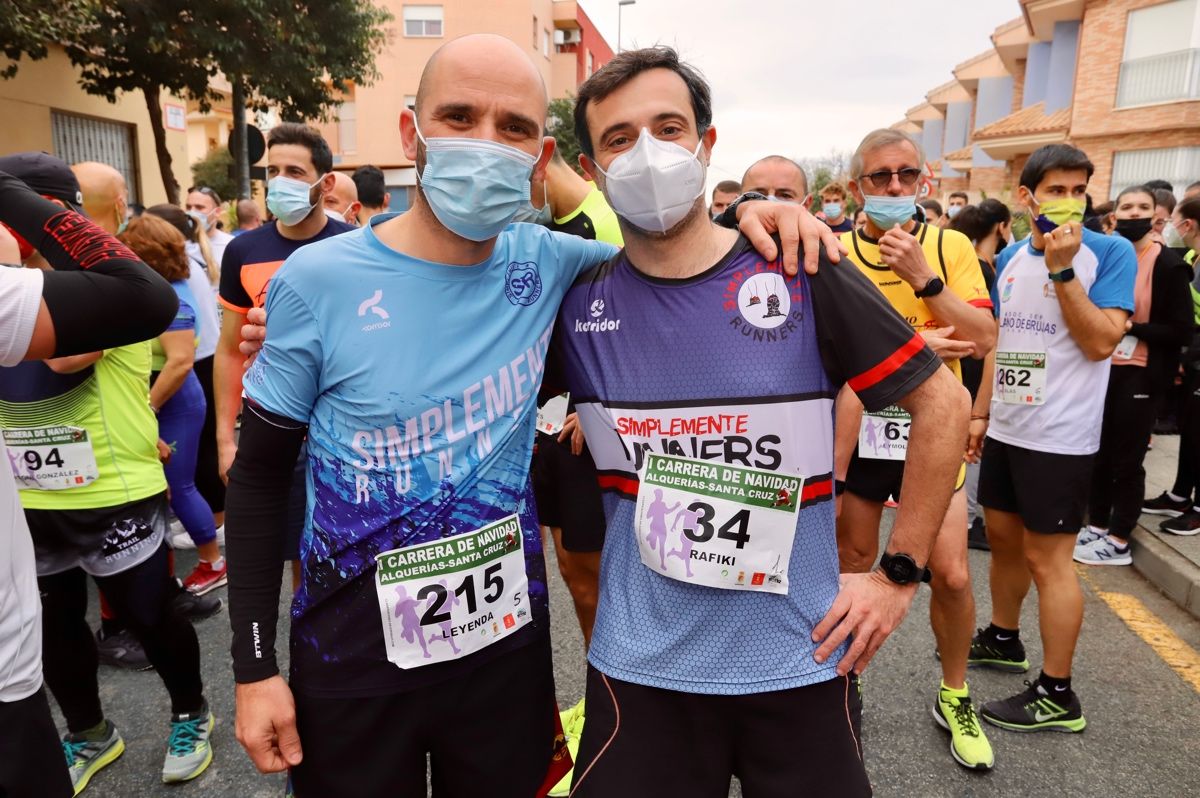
[1129,244,1192,391]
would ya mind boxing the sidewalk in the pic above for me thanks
[1131,434,1200,619]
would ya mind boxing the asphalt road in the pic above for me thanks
[65,519,1200,798]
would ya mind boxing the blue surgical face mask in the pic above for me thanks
[822,201,842,219]
[862,193,916,229]
[267,175,321,226]
[415,117,538,241]
[511,183,553,226]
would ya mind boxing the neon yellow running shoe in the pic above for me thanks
[63,720,125,795]
[932,684,995,771]
[548,699,586,797]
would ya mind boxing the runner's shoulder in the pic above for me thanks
[1080,225,1135,268]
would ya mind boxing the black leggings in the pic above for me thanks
[193,355,225,514]
[1089,366,1157,540]
[1171,368,1200,504]
[38,544,204,732]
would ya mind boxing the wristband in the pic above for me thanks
[716,191,769,229]
[834,479,846,496]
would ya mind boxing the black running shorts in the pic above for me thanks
[977,436,1094,534]
[289,637,563,798]
[24,491,168,578]
[531,434,606,553]
[845,446,966,504]
[570,667,871,798]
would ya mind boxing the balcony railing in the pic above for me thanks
[1116,48,1200,108]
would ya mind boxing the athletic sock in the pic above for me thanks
[984,623,1019,642]
[208,556,225,569]
[1167,491,1186,502]
[1037,671,1074,703]
[74,719,112,742]
[940,680,969,698]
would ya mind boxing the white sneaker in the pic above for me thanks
[1075,525,1106,547]
[169,524,224,550]
[1073,536,1132,566]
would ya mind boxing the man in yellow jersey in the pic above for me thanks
[524,148,623,245]
[833,128,997,771]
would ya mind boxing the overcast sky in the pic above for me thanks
[578,0,1017,191]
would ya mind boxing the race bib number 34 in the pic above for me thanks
[635,453,803,595]
[3,426,99,491]
[374,515,530,669]
[995,351,1047,406]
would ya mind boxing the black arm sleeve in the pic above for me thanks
[225,400,307,684]
[1129,251,1192,348]
[0,171,178,355]
[808,247,942,411]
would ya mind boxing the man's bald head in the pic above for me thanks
[414,33,548,124]
[741,156,808,203]
[72,161,128,234]
[323,171,362,223]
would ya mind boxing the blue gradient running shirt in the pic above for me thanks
[242,216,615,696]
[555,236,941,695]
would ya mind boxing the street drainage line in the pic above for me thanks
[1078,567,1200,694]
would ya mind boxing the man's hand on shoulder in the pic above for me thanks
[240,306,268,367]
[735,200,847,277]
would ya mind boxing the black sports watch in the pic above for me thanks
[716,191,769,229]
[913,276,945,298]
[1048,267,1076,283]
[878,552,932,585]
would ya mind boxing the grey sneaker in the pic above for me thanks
[1073,536,1132,566]
[162,706,214,783]
[1074,525,1106,547]
[63,720,125,794]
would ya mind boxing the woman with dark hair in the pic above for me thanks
[947,199,1011,551]
[119,215,226,593]
[146,204,226,546]
[1075,186,1192,565]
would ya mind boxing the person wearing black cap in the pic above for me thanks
[0,166,180,797]
[0,153,218,792]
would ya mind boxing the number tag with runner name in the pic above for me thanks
[535,392,569,436]
[995,351,1047,405]
[374,514,531,669]
[1113,335,1137,361]
[3,426,99,491]
[634,453,803,595]
[858,406,910,461]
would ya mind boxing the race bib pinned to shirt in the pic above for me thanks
[858,406,910,461]
[3,426,99,490]
[634,453,802,594]
[374,515,531,669]
[995,351,1047,405]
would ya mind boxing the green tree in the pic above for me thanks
[547,96,583,175]
[189,147,237,204]
[0,0,96,79]
[54,1,390,204]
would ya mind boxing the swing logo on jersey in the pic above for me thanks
[1001,276,1015,303]
[504,261,543,306]
[573,297,622,333]
[722,260,804,340]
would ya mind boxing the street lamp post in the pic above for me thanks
[618,0,636,53]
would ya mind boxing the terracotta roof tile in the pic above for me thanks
[944,145,974,162]
[973,102,1070,139]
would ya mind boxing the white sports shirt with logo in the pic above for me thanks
[988,228,1135,456]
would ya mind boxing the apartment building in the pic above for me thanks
[313,0,613,212]
[895,0,1200,203]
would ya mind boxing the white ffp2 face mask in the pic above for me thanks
[594,129,707,234]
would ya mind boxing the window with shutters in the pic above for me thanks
[51,111,140,202]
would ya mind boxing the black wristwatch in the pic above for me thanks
[716,191,769,229]
[1048,267,1076,283]
[913,276,945,298]
[878,552,932,585]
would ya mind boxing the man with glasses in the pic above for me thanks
[834,128,998,771]
[185,186,234,265]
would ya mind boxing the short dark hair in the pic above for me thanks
[1144,179,1174,193]
[1187,180,1200,195]
[146,203,197,243]
[352,165,388,208]
[949,191,968,202]
[1153,188,1177,213]
[918,198,943,217]
[574,46,712,159]
[267,122,333,175]
[712,180,740,198]
[1115,185,1156,206]
[1019,143,1094,192]
[947,198,1011,242]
